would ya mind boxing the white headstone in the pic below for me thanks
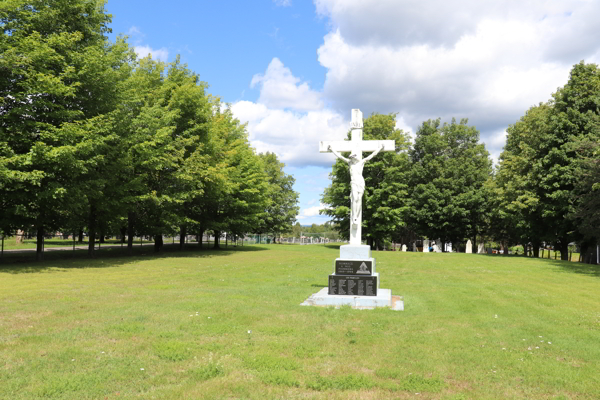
[402,244,407,252]
[477,243,485,254]
[423,239,430,252]
[412,242,417,252]
[466,240,472,253]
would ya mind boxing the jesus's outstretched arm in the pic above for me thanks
[361,144,385,164]
[328,145,350,163]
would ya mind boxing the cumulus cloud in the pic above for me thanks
[230,99,347,167]
[315,0,600,158]
[273,0,291,6]
[134,45,169,62]
[302,204,326,217]
[234,1,600,168]
[250,58,323,111]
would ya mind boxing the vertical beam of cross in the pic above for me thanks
[319,109,395,245]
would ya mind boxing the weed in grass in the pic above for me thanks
[154,340,192,361]
[306,374,376,391]
[443,394,467,400]
[259,370,301,387]
[244,354,299,371]
[376,370,445,393]
[189,362,225,381]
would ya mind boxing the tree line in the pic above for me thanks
[0,0,299,260]
[322,62,599,262]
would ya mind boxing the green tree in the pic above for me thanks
[120,56,212,253]
[257,152,299,243]
[497,62,599,260]
[495,103,551,256]
[0,0,130,259]
[407,118,492,250]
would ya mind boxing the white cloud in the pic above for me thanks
[273,0,292,6]
[250,58,323,111]
[134,46,169,62]
[301,203,328,217]
[314,0,600,158]
[231,100,347,167]
[127,26,142,36]
[234,1,600,168]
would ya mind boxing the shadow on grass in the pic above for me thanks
[0,243,267,274]
[324,244,342,250]
[473,253,600,278]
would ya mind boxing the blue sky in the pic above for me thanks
[106,0,600,225]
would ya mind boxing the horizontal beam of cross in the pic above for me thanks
[319,140,395,153]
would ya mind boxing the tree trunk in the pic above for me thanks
[213,231,220,249]
[88,204,97,257]
[88,205,96,257]
[154,234,163,252]
[179,225,186,250]
[78,229,84,243]
[127,211,135,255]
[198,228,204,249]
[367,237,374,250]
[99,229,105,243]
[35,226,44,261]
[120,227,127,244]
[560,239,569,261]
[532,240,540,258]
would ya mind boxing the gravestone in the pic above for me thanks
[466,239,472,253]
[477,243,485,254]
[402,244,407,252]
[412,242,417,252]
[423,239,430,252]
[301,109,403,310]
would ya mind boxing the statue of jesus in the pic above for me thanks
[328,144,385,227]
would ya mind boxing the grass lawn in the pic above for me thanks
[1,245,599,399]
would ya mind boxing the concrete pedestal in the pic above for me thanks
[301,288,403,310]
[340,244,371,260]
[300,244,404,311]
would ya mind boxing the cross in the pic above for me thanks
[320,109,395,245]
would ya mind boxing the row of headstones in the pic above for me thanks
[397,239,444,252]
[398,239,486,253]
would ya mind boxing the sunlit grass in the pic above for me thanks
[1,245,598,399]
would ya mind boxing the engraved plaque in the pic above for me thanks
[328,275,377,296]
[335,260,372,275]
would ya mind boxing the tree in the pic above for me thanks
[495,104,551,256]
[120,56,212,253]
[407,118,492,250]
[257,152,299,242]
[0,0,130,260]
[496,62,599,260]
[322,113,411,249]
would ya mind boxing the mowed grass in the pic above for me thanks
[0,245,599,400]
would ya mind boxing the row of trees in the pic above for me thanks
[0,0,299,260]
[322,62,599,261]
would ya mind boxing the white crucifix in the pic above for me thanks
[320,109,395,245]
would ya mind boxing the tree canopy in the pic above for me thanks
[0,1,299,259]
